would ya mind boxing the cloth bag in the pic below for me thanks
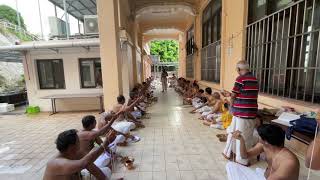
[286,115,318,140]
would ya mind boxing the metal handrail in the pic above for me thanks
[0,19,39,41]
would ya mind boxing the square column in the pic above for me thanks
[97,0,123,110]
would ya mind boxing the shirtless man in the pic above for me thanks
[112,95,145,128]
[98,111,141,146]
[183,83,199,105]
[305,109,320,170]
[199,92,223,120]
[190,87,215,114]
[43,129,116,180]
[77,110,125,176]
[227,124,300,180]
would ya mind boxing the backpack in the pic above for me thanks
[286,115,318,140]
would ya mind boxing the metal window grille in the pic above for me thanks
[246,0,320,103]
[186,26,195,56]
[201,0,222,83]
[201,40,221,83]
[186,54,194,78]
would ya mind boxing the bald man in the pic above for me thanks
[223,60,259,166]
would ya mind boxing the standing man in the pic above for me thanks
[223,60,259,166]
[161,69,168,92]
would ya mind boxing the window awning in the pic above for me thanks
[48,0,97,21]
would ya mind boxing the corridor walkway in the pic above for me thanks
[111,88,230,180]
[0,85,319,180]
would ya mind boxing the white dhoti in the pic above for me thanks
[94,152,111,168]
[196,106,212,113]
[131,110,142,119]
[226,162,265,180]
[201,110,213,118]
[81,167,111,180]
[101,167,112,180]
[209,115,224,129]
[111,121,136,134]
[207,113,221,120]
[223,116,256,165]
[161,78,167,91]
[108,135,126,152]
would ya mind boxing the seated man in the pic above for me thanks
[183,83,200,105]
[192,89,205,108]
[128,91,144,119]
[43,129,116,180]
[199,92,223,120]
[226,124,300,180]
[169,73,177,88]
[305,109,320,170]
[190,87,215,114]
[203,101,232,130]
[112,95,145,129]
[78,112,129,171]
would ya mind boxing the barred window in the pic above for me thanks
[186,25,195,56]
[186,26,195,78]
[246,0,320,103]
[201,0,221,83]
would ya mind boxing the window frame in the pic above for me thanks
[186,25,195,56]
[246,0,320,103]
[201,0,222,83]
[79,58,101,89]
[36,59,65,90]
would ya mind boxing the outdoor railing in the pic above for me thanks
[0,19,40,41]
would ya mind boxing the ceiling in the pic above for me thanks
[48,0,97,21]
[135,3,196,36]
[143,28,181,35]
[133,0,200,12]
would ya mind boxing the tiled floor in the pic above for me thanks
[0,87,319,180]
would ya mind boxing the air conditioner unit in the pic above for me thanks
[84,15,99,34]
[48,16,68,36]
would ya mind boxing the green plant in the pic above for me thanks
[0,5,26,29]
[150,40,179,62]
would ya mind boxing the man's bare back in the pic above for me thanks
[264,146,299,180]
[44,153,82,180]
[78,130,96,155]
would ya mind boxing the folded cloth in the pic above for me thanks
[226,162,266,180]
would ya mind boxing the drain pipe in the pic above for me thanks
[0,39,100,51]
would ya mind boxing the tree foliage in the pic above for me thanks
[150,40,179,62]
[0,5,26,29]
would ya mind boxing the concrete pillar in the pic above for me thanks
[97,0,123,110]
[194,13,202,81]
[178,33,186,78]
[120,43,131,98]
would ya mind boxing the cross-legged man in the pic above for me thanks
[226,124,300,180]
